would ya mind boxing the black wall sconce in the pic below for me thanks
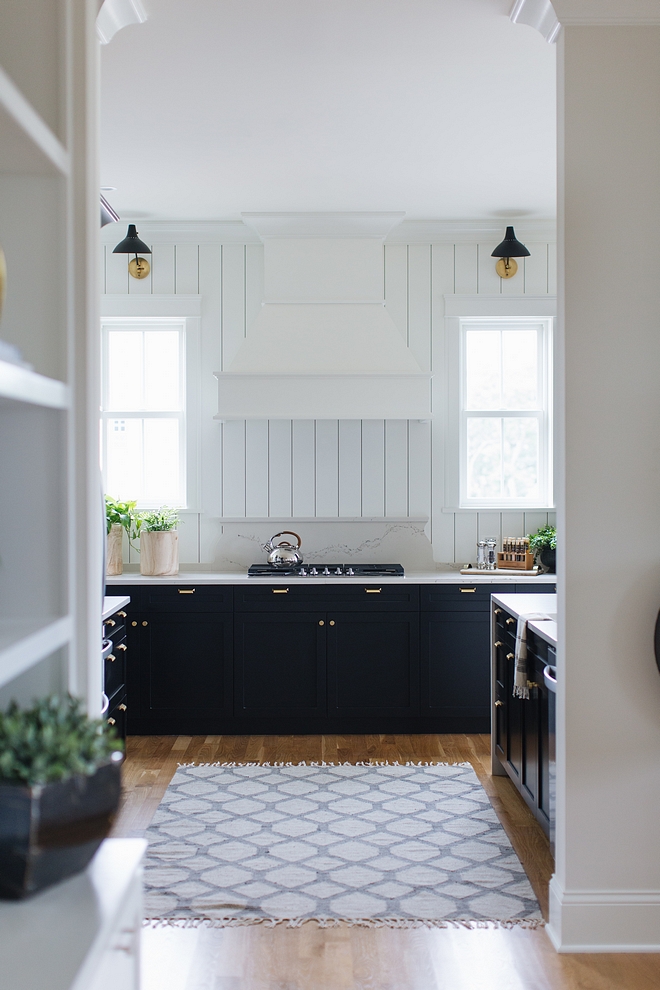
[113,224,152,279]
[491,226,530,280]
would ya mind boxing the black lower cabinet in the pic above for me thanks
[422,612,491,731]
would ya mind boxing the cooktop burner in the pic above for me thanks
[248,563,404,578]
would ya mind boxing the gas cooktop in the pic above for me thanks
[248,563,405,578]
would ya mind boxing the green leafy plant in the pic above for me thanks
[105,495,139,538]
[138,506,179,532]
[528,524,557,555]
[0,695,123,786]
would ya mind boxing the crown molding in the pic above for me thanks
[552,0,660,25]
[100,220,262,244]
[510,0,561,43]
[386,218,556,244]
[241,212,406,240]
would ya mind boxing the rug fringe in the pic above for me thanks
[144,915,545,930]
[175,760,474,769]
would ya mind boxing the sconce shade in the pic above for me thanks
[113,224,151,255]
[491,226,530,258]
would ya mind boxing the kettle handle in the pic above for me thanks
[270,530,302,550]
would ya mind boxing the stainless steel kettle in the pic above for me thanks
[263,531,303,567]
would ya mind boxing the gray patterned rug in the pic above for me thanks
[144,762,542,928]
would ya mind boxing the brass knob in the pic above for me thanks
[108,654,115,663]
[319,620,324,626]
[527,681,540,690]
[118,611,127,618]
[116,643,127,651]
[494,700,504,707]
[105,618,116,627]
[506,617,515,625]
[494,608,502,615]
[107,717,116,726]
[118,703,127,712]
[131,621,137,627]
[506,653,515,660]
[142,621,148,627]
[329,620,335,626]
[494,641,503,648]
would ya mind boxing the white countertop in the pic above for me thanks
[492,592,557,648]
[528,618,558,647]
[102,595,130,620]
[107,570,556,586]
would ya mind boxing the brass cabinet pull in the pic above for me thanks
[107,654,115,663]
[118,703,127,712]
[131,621,137,627]
[272,588,289,594]
[319,620,325,626]
[494,608,502,615]
[460,588,476,593]
[494,641,503,648]
[329,620,335,626]
[105,618,116,627]
[506,653,515,660]
[142,621,148,627]
[179,589,195,594]
[506,617,516,625]
[107,717,116,726]
[527,681,540,690]
[494,700,504,707]
[116,643,127,651]
[118,611,127,618]
[365,588,381,594]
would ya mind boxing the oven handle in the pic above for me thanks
[543,664,557,694]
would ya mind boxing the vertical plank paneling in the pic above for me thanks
[292,421,315,517]
[100,245,106,294]
[105,249,128,293]
[385,420,408,517]
[384,244,408,342]
[245,244,264,335]
[361,420,385,517]
[268,420,292,517]
[175,243,198,294]
[408,244,431,371]
[454,513,478,564]
[198,244,223,516]
[128,243,152,294]
[222,244,245,371]
[547,511,557,528]
[245,420,269,517]
[524,511,549,538]
[548,242,557,295]
[408,420,431,520]
[501,511,526,539]
[151,243,176,295]
[453,244,477,294]
[222,421,246,517]
[177,512,199,564]
[315,420,339,517]
[523,243,549,295]
[477,243,501,295]
[338,420,362,517]
[477,511,502,545]
[430,243,454,560]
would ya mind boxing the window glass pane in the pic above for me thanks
[502,330,538,409]
[107,331,143,410]
[106,418,143,501]
[143,418,181,504]
[465,330,501,410]
[466,417,502,498]
[144,331,181,411]
[503,417,539,499]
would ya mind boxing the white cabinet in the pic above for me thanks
[0,0,101,707]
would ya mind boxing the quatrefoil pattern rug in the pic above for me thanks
[143,762,542,927]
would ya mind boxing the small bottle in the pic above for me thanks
[486,538,497,570]
[476,541,487,570]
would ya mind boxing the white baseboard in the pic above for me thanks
[548,877,660,952]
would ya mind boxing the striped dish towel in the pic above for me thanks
[514,613,554,699]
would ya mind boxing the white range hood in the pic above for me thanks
[214,213,432,420]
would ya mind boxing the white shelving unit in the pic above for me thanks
[0,1,101,709]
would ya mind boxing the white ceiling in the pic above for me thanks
[100,0,556,222]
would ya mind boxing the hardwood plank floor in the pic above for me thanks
[113,734,660,990]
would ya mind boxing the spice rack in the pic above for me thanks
[497,537,535,571]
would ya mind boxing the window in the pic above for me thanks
[459,318,552,508]
[101,319,187,507]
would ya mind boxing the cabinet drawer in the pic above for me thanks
[106,693,127,743]
[422,584,510,611]
[235,584,419,611]
[104,613,126,641]
[104,633,126,699]
[143,585,233,611]
[515,582,556,594]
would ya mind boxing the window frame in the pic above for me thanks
[100,315,200,511]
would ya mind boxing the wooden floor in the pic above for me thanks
[113,734,660,990]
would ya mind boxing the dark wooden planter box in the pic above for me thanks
[0,759,122,899]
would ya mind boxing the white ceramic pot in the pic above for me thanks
[106,523,123,576]
[140,530,179,576]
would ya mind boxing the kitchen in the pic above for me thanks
[2,1,660,986]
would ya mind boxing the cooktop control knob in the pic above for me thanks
[347,567,354,575]
[323,567,330,576]
[310,567,318,575]
[299,567,307,576]
[335,567,342,575]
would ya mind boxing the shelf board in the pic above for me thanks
[0,616,73,689]
[0,360,69,408]
[0,66,69,176]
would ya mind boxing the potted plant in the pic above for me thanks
[105,496,139,576]
[0,695,123,899]
[138,506,179,576]
[528,524,557,573]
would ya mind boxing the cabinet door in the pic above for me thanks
[503,638,523,780]
[327,612,419,717]
[139,611,233,715]
[234,612,326,717]
[422,611,490,719]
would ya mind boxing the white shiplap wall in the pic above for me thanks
[102,235,556,564]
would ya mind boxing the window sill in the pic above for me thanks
[441,506,556,514]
